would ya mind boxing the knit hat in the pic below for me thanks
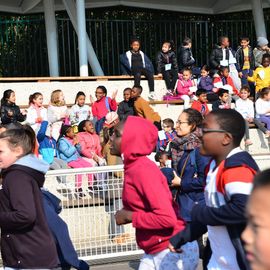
[257,37,268,47]
[104,112,119,127]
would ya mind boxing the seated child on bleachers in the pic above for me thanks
[176,68,197,109]
[235,86,254,146]
[212,89,231,110]
[198,65,213,93]
[131,85,162,130]
[157,118,177,151]
[248,53,270,95]
[191,89,209,117]
[26,92,47,134]
[47,89,69,140]
[117,88,135,121]
[57,125,93,197]
[156,40,178,96]
[91,86,117,135]
[0,89,26,125]
[70,91,91,127]
[255,87,270,136]
[213,66,239,99]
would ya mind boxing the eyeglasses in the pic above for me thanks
[202,128,228,134]
[162,125,170,128]
[176,121,189,125]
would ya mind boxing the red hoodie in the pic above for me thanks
[91,96,117,120]
[121,116,185,254]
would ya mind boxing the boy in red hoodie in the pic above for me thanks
[110,116,199,270]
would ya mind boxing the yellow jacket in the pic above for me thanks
[248,66,270,92]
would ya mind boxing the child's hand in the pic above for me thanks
[238,72,243,78]
[168,243,183,253]
[73,135,79,145]
[36,117,43,123]
[171,171,181,187]
[7,110,13,117]
[112,89,118,100]
[115,208,133,225]
[157,73,163,78]
[188,91,193,96]
[21,109,27,116]
[90,95,94,105]
[92,153,99,163]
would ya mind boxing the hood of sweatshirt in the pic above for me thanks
[121,116,158,166]
[2,154,49,188]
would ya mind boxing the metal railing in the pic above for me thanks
[44,165,143,261]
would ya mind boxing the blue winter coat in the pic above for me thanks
[120,50,154,75]
[176,148,209,222]
[57,137,81,163]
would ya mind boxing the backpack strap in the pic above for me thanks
[105,97,111,112]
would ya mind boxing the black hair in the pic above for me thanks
[201,65,210,72]
[74,91,86,104]
[252,169,270,191]
[182,67,192,74]
[163,118,174,129]
[78,120,94,133]
[130,37,141,45]
[162,40,175,50]
[262,53,270,62]
[240,36,250,42]
[182,37,192,46]
[218,88,229,97]
[0,127,36,156]
[259,87,270,98]
[195,89,207,97]
[132,85,143,94]
[123,87,132,93]
[218,66,229,75]
[209,109,245,146]
[182,108,203,129]
[154,151,169,162]
[96,86,107,96]
[59,125,72,137]
[29,92,42,106]
[1,89,15,106]
[218,36,229,45]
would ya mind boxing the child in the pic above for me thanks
[37,121,69,184]
[156,40,178,95]
[191,89,209,116]
[248,53,270,94]
[47,89,69,140]
[120,37,156,100]
[198,65,213,93]
[235,86,254,146]
[176,68,196,109]
[111,116,199,269]
[57,125,93,197]
[255,87,270,132]
[235,37,255,87]
[0,128,59,268]
[70,91,91,126]
[131,85,162,130]
[213,66,238,97]
[212,88,231,110]
[26,92,47,133]
[170,109,259,270]
[117,87,135,121]
[0,89,26,125]
[242,169,270,270]
[157,118,177,151]
[91,85,117,134]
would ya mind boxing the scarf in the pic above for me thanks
[31,104,42,118]
[170,127,202,171]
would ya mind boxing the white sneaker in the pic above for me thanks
[148,92,158,100]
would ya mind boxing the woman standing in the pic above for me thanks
[110,116,199,270]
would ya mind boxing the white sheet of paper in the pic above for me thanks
[258,70,265,80]
[158,130,167,140]
[220,60,229,66]
[214,82,224,88]
[189,86,198,93]
[229,57,237,64]
[165,63,172,71]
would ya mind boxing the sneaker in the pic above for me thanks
[148,92,158,100]
[75,188,85,199]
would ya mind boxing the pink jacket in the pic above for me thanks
[176,74,194,96]
[77,132,102,159]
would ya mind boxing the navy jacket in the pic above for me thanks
[42,190,89,270]
[170,151,259,270]
[176,148,209,221]
[117,100,135,121]
[120,50,154,75]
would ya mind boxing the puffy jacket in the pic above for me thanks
[0,102,26,125]
[57,137,81,163]
[178,46,195,70]
[156,51,178,73]
[235,46,255,71]
[0,155,58,269]
[120,50,154,75]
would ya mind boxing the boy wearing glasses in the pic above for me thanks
[169,109,259,270]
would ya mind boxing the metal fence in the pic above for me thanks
[44,165,142,261]
[0,15,256,77]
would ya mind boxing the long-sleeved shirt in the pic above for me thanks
[91,96,117,120]
[255,98,270,117]
[235,98,254,119]
[248,66,270,92]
